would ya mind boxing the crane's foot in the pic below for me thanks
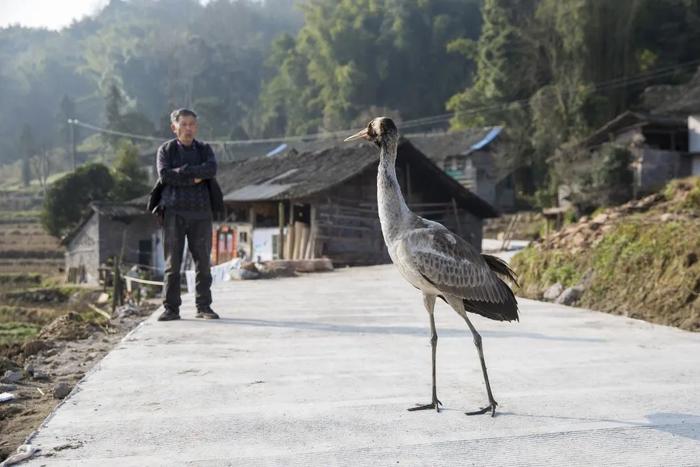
[408,398,442,413]
[465,400,498,417]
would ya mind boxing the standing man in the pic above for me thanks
[156,108,219,321]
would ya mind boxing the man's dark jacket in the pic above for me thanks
[147,139,224,216]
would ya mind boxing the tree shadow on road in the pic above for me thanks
[216,317,604,342]
[500,411,700,441]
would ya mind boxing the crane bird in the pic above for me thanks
[345,117,519,417]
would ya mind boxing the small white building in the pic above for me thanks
[63,203,163,283]
[687,116,700,176]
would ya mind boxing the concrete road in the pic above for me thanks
[23,265,700,466]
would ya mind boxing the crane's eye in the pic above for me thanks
[367,124,376,138]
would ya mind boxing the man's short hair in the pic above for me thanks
[170,108,198,124]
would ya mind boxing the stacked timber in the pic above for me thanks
[284,221,316,260]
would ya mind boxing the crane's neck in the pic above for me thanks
[377,139,411,243]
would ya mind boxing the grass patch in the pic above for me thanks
[0,273,44,293]
[0,306,64,325]
[0,273,42,285]
[663,177,700,211]
[1,286,82,307]
[0,210,41,222]
[0,322,41,345]
[511,247,584,297]
[512,218,700,331]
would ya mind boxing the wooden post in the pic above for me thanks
[249,205,256,260]
[451,198,463,237]
[111,261,123,314]
[278,202,285,259]
[285,204,295,259]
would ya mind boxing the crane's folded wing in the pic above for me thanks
[398,228,516,306]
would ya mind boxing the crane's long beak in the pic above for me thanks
[344,128,369,142]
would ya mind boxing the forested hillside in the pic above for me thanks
[2,0,700,200]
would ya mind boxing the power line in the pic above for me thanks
[70,120,163,143]
[418,57,700,125]
[69,113,454,146]
[70,58,700,144]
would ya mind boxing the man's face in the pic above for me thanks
[171,115,198,144]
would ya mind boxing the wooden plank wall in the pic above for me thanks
[315,199,385,266]
[313,197,482,266]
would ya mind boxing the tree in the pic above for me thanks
[19,125,35,187]
[446,0,700,206]
[31,145,52,195]
[103,81,156,149]
[447,0,539,128]
[257,0,481,136]
[104,82,127,147]
[41,163,114,238]
[57,94,76,149]
[111,140,149,201]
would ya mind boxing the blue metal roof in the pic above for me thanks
[265,143,288,157]
[470,126,503,151]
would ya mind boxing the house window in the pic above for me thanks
[464,160,476,181]
[239,232,248,243]
[644,131,673,150]
[138,240,152,267]
[443,157,455,171]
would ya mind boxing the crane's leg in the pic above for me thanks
[408,294,442,412]
[462,313,498,417]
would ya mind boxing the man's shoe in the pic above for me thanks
[195,308,220,319]
[158,308,181,321]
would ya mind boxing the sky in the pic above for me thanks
[0,0,217,30]
[0,0,110,30]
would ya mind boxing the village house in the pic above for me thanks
[406,127,517,212]
[581,111,700,196]
[63,139,499,283]
[62,202,162,284]
[214,138,498,265]
[276,127,518,212]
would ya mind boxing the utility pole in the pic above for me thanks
[67,118,77,170]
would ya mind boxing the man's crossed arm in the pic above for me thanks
[157,144,217,186]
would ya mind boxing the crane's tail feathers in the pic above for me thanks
[463,279,519,322]
[482,254,519,287]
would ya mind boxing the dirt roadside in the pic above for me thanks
[0,299,158,462]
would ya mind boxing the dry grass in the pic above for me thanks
[512,177,700,331]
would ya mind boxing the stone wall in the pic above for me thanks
[637,148,685,195]
[65,214,99,282]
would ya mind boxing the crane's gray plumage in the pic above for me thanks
[397,227,518,321]
[345,116,519,417]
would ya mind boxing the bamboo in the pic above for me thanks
[285,221,295,259]
[292,221,302,259]
[310,206,318,259]
[299,223,310,259]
